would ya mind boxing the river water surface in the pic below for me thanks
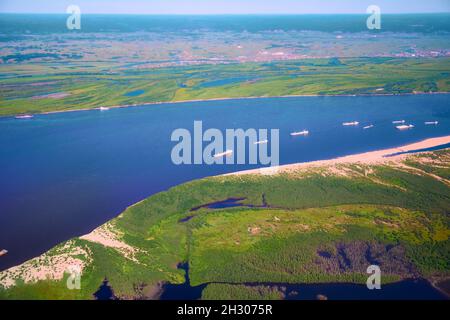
[0,94,449,271]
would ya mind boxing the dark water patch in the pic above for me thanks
[178,215,194,223]
[318,251,332,258]
[337,246,352,271]
[190,197,247,211]
[243,279,448,300]
[158,261,446,300]
[1,52,83,63]
[181,195,269,222]
[190,195,270,212]
[160,263,207,300]
[161,274,448,300]
[93,279,116,300]
[262,194,268,207]
[124,89,145,97]
[385,244,395,251]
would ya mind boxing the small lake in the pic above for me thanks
[160,263,447,300]
[0,94,449,271]
[161,279,448,300]
[278,279,447,300]
[124,89,145,97]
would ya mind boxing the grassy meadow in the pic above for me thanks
[1,57,449,116]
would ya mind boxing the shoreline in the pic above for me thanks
[429,277,450,298]
[5,91,450,118]
[227,135,450,176]
[1,136,449,293]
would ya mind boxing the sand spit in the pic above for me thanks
[227,136,450,176]
[0,240,91,289]
[80,222,142,263]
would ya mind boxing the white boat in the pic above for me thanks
[392,120,405,124]
[363,125,374,130]
[99,107,110,111]
[15,114,33,119]
[290,130,309,136]
[424,121,438,125]
[0,249,8,257]
[213,150,233,158]
[342,121,359,126]
[254,139,268,145]
[396,124,414,130]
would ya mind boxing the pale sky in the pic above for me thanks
[0,0,449,14]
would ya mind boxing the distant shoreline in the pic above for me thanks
[6,91,450,119]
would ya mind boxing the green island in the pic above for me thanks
[0,148,449,300]
[1,57,450,117]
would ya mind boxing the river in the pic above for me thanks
[0,94,449,271]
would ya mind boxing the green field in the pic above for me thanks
[1,57,449,116]
[1,149,449,300]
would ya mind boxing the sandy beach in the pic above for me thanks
[228,135,450,176]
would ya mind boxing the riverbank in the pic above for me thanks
[4,91,449,119]
[228,135,450,176]
[3,56,449,117]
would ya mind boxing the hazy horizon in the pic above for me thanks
[1,0,449,15]
[1,12,450,15]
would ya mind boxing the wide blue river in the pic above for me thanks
[0,94,449,271]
